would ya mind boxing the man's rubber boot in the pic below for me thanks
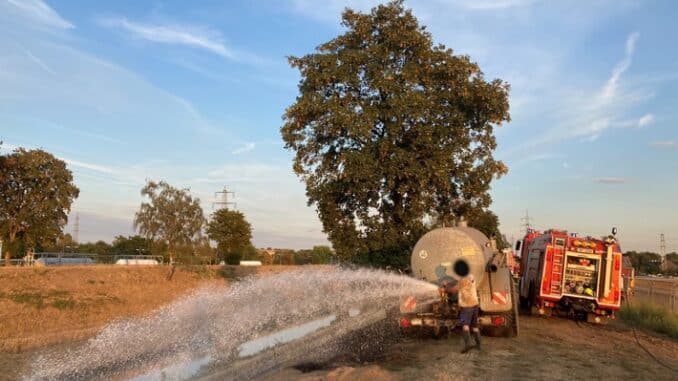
[473,331,481,350]
[461,331,473,353]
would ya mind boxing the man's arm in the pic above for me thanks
[439,283,458,294]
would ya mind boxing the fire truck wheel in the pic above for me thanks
[527,281,536,314]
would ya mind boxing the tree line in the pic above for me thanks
[0,148,332,265]
[40,233,333,266]
[625,251,678,276]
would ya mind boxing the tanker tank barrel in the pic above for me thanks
[411,226,496,285]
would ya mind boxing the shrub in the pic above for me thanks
[619,301,678,339]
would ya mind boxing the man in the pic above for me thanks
[441,274,481,353]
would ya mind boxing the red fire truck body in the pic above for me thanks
[517,229,623,323]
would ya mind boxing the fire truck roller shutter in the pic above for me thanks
[411,227,491,285]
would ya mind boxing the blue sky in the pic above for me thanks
[1,0,676,251]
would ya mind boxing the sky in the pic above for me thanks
[0,0,676,252]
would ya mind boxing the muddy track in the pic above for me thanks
[266,315,678,381]
[195,309,391,381]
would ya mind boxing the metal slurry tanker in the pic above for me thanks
[400,223,519,337]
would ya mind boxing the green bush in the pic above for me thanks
[224,251,242,265]
[619,301,678,339]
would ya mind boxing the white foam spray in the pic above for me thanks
[25,267,437,381]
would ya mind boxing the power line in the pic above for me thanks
[73,212,80,245]
[213,187,236,210]
[520,209,533,234]
[660,233,666,271]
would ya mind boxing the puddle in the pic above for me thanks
[129,355,212,381]
[238,315,337,357]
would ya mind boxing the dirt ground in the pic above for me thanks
[2,267,676,380]
[271,316,678,381]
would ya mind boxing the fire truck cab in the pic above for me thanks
[516,228,622,323]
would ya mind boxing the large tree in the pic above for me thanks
[281,1,510,267]
[134,180,205,263]
[0,147,79,264]
[466,209,508,249]
[206,208,252,263]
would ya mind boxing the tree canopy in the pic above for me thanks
[625,251,678,275]
[134,180,205,263]
[466,209,508,249]
[111,235,154,256]
[0,147,79,263]
[206,208,253,263]
[295,245,334,265]
[281,1,510,267]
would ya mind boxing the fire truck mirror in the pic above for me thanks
[611,227,617,236]
[453,259,470,277]
[515,240,522,252]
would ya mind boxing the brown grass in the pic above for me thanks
[0,265,302,352]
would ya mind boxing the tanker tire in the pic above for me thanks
[509,279,519,337]
[432,325,447,340]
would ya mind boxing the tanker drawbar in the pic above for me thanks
[400,225,519,338]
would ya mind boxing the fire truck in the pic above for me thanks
[515,228,622,323]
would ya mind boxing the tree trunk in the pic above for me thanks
[3,247,10,266]
[4,230,17,266]
[166,246,176,281]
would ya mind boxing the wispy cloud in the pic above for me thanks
[1,140,118,175]
[511,152,563,167]
[576,32,643,139]
[63,158,119,175]
[503,32,650,155]
[637,113,654,127]
[101,18,233,58]
[207,163,280,179]
[650,140,676,149]
[22,47,55,74]
[6,0,74,29]
[600,32,639,102]
[451,0,540,11]
[594,177,629,184]
[100,17,273,66]
[232,142,256,155]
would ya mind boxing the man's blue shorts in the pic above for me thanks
[459,306,479,328]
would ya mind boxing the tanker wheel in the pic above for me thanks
[497,280,520,337]
[509,279,520,337]
[432,325,446,340]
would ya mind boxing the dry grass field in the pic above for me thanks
[0,265,298,352]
